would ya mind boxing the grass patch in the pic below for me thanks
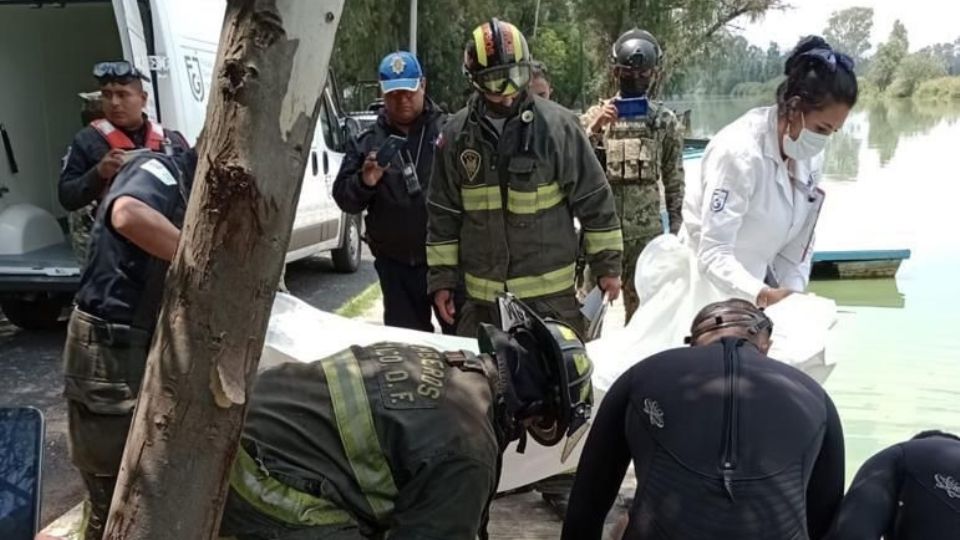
[335,282,382,319]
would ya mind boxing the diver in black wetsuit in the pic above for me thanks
[562,298,846,540]
[826,430,960,540]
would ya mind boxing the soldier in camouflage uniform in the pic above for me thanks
[581,29,685,323]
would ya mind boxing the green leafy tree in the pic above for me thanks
[530,24,589,107]
[918,38,960,76]
[823,7,874,66]
[869,20,909,91]
[888,52,948,98]
[671,34,785,96]
[573,0,787,97]
[328,0,788,108]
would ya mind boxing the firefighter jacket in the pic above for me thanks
[232,343,500,538]
[426,93,623,304]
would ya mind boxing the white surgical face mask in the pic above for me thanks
[782,112,830,161]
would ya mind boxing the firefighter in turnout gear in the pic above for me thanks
[218,294,595,540]
[581,29,685,324]
[427,19,623,339]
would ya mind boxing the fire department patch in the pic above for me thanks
[460,149,481,183]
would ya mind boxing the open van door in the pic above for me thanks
[147,0,223,142]
[111,0,157,119]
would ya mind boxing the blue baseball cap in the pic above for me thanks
[379,51,423,94]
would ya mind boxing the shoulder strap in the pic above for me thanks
[145,121,165,151]
[90,119,136,150]
[90,118,166,151]
[443,350,487,375]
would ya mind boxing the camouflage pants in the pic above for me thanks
[456,293,586,340]
[68,204,97,268]
[63,308,150,540]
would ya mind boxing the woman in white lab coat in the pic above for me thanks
[590,36,859,388]
[681,36,859,307]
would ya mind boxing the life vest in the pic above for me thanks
[90,118,165,151]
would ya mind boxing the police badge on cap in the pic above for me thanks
[379,51,423,94]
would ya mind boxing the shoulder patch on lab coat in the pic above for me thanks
[140,158,177,186]
[710,188,729,212]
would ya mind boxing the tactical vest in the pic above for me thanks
[603,114,671,234]
[603,116,660,185]
[90,118,166,151]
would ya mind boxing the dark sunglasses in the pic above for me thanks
[93,61,149,82]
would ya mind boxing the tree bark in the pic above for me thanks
[103,1,345,538]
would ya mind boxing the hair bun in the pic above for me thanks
[784,35,833,75]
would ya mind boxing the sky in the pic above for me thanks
[735,0,960,53]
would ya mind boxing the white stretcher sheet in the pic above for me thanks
[262,239,836,491]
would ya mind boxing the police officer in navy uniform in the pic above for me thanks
[62,147,196,540]
[59,60,188,266]
[333,51,454,333]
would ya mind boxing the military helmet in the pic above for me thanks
[479,294,594,462]
[611,28,662,71]
[463,18,532,97]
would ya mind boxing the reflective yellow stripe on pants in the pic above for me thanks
[321,349,399,521]
[465,263,577,302]
[230,447,354,526]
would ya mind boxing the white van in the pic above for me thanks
[0,0,361,330]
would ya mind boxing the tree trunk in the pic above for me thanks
[103,1,345,538]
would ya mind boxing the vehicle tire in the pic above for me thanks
[1,294,69,330]
[331,214,362,273]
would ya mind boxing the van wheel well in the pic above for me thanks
[1,294,70,331]
[331,214,361,273]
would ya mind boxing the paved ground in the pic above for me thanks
[0,251,378,525]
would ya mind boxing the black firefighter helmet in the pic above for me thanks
[611,28,662,72]
[479,294,594,463]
